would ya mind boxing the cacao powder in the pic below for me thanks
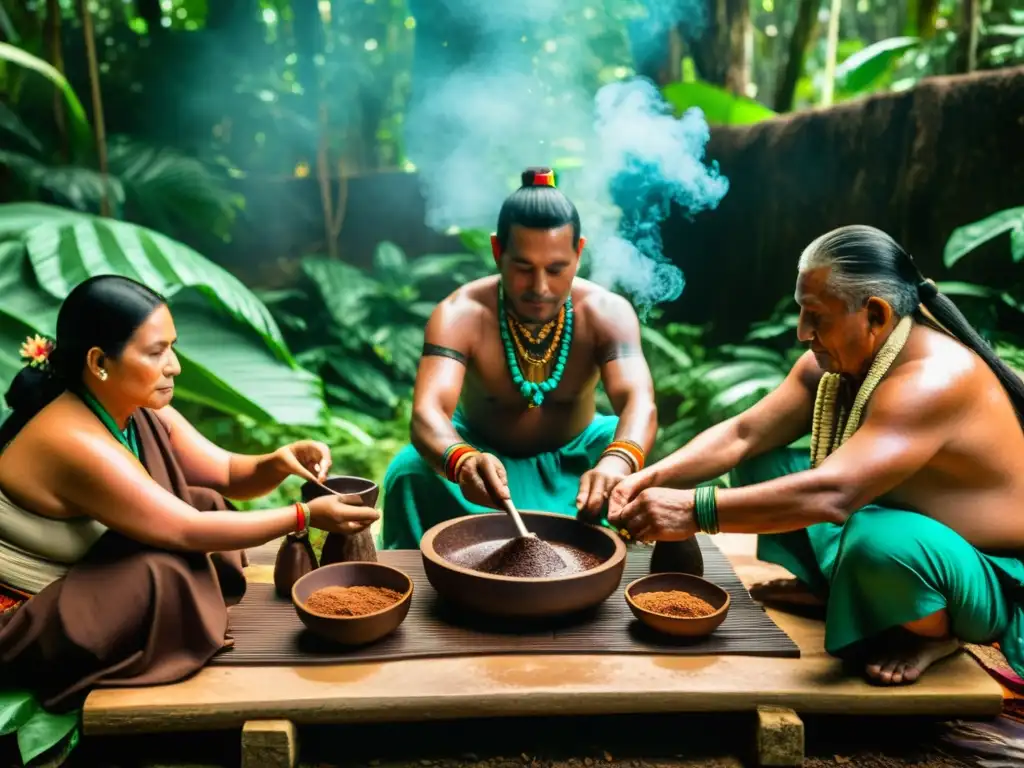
[633,589,716,618]
[305,585,403,616]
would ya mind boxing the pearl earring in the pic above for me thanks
[98,369,108,381]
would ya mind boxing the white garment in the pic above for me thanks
[0,489,108,594]
[0,537,68,594]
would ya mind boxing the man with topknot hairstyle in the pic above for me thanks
[381,167,658,549]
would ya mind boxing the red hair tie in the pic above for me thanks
[531,170,555,187]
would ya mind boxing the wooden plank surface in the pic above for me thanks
[81,534,1003,735]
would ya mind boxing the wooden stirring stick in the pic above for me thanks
[502,497,534,539]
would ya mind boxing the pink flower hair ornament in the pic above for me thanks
[20,334,55,370]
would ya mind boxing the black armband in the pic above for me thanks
[422,343,467,365]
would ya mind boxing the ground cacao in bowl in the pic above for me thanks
[625,572,730,638]
[631,589,716,618]
[292,562,413,646]
[458,536,604,578]
[305,585,404,617]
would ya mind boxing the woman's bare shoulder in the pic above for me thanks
[3,395,148,482]
[0,396,128,514]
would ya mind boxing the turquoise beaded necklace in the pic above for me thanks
[498,282,573,408]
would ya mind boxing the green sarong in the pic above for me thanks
[380,412,619,550]
[732,448,1024,677]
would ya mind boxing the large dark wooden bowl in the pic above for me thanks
[420,511,627,619]
[292,561,412,646]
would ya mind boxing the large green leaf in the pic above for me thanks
[0,101,42,153]
[301,257,379,330]
[1012,226,1024,264]
[836,36,921,93]
[0,205,323,425]
[170,290,323,425]
[708,374,784,416]
[0,42,91,157]
[407,252,491,285]
[0,150,128,213]
[944,207,1024,267]
[372,241,408,288]
[935,280,1024,312]
[105,139,242,242]
[1,203,289,360]
[641,325,694,368]
[661,81,777,125]
[701,360,783,388]
[326,357,400,409]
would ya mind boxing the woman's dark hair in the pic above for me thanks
[0,275,166,447]
[799,224,1024,427]
[495,167,581,251]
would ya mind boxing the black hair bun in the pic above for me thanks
[4,366,63,412]
[521,167,556,188]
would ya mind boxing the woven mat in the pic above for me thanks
[212,535,799,665]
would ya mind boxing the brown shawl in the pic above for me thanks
[0,408,248,711]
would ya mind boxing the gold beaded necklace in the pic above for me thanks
[506,308,565,383]
[809,315,913,468]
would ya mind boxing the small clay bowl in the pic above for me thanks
[301,475,379,507]
[624,572,730,638]
[292,561,412,646]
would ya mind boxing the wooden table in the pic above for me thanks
[81,535,1003,767]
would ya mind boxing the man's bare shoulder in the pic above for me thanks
[422,277,497,358]
[435,276,496,316]
[870,328,979,424]
[572,279,638,324]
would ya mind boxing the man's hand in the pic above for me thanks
[457,453,511,508]
[606,467,657,519]
[608,487,698,542]
[576,454,632,521]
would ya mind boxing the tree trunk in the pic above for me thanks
[685,0,751,94]
[773,0,820,112]
[962,0,981,73]
[657,66,1024,341]
[634,26,684,87]
[915,0,941,38]
[78,0,110,217]
[45,0,67,162]
[819,0,843,106]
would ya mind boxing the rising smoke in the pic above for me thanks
[404,0,729,315]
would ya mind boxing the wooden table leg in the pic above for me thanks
[241,719,299,768]
[755,705,804,766]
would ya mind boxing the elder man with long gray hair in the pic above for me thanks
[607,224,1024,686]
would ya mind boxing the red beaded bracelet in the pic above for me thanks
[443,443,479,483]
[294,502,309,533]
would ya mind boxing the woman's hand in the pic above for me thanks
[273,440,332,484]
[607,487,698,542]
[307,495,380,534]
[457,453,511,508]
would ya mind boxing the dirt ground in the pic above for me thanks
[55,712,985,768]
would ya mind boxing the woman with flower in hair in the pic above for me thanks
[0,275,378,764]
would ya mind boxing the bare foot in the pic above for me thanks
[749,578,825,608]
[865,636,960,685]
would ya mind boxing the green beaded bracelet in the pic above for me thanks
[694,484,720,534]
